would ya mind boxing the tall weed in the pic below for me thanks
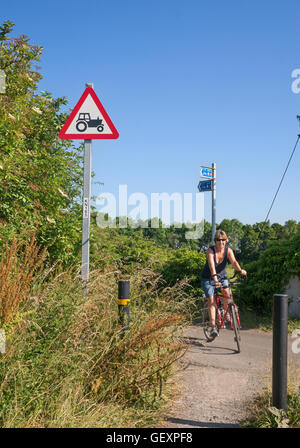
[0,262,194,427]
[0,231,48,325]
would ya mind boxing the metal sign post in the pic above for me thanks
[198,163,216,244]
[82,138,92,284]
[211,162,216,244]
[58,82,119,290]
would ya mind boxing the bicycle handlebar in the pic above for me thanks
[210,271,247,286]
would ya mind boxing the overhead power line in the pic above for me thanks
[264,134,300,224]
[258,134,300,240]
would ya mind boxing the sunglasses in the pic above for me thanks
[216,238,226,242]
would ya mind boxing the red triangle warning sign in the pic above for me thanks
[59,87,119,140]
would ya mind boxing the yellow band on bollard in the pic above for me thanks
[118,299,130,306]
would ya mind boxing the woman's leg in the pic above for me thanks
[201,278,216,327]
[221,287,230,311]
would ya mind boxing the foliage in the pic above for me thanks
[90,216,170,274]
[236,232,300,314]
[0,262,193,428]
[238,220,300,264]
[0,231,48,325]
[218,218,244,252]
[197,220,212,252]
[0,21,83,266]
[90,217,207,298]
[243,387,300,428]
[160,248,206,296]
[90,215,300,311]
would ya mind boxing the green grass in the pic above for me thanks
[242,382,300,428]
[0,264,194,428]
[230,267,300,333]
[237,306,300,334]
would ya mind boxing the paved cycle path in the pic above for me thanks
[163,325,300,428]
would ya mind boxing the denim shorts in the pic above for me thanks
[201,277,229,299]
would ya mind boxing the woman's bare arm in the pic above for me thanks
[227,248,247,275]
[207,248,218,279]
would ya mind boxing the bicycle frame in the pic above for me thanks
[202,273,243,352]
[215,289,241,331]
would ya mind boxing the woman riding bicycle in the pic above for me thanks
[201,230,247,340]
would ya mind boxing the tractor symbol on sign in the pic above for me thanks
[76,113,104,133]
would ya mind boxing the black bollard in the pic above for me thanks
[118,280,130,336]
[272,294,288,411]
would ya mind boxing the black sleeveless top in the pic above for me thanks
[201,245,229,279]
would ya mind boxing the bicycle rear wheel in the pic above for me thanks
[231,304,241,353]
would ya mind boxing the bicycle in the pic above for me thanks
[202,273,242,353]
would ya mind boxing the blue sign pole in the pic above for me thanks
[198,162,216,243]
[211,163,216,244]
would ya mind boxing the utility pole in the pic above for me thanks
[211,162,216,244]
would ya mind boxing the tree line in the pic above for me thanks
[97,215,300,264]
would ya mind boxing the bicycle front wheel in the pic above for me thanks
[231,304,241,353]
[202,307,213,342]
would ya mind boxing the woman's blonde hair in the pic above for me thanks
[214,229,228,243]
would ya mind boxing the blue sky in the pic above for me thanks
[2,0,300,225]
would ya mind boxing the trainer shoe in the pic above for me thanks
[210,327,219,339]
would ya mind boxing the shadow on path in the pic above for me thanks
[182,336,238,356]
[181,336,205,348]
[166,417,239,428]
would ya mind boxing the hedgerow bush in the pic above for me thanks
[236,233,300,314]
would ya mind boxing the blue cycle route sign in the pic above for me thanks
[200,167,213,178]
[198,180,212,192]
